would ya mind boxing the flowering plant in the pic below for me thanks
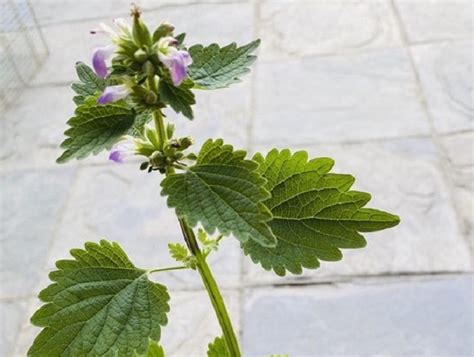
[28,6,400,357]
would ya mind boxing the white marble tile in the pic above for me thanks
[259,0,402,61]
[243,276,473,356]
[440,131,474,256]
[0,85,77,171]
[243,138,471,284]
[396,0,473,43]
[0,168,76,298]
[412,41,473,134]
[0,299,30,357]
[252,48,430,146]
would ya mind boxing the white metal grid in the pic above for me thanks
[0,0,48,111]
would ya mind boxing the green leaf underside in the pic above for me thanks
[71,62,106,105]
[207,337,230,357]
[158,80,195,120]
[161,139,276,247]
[57,99,136,163]
[29,240,170,357]
[188,40,260,89]
[242,149,400,276]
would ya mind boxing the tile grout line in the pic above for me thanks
[390,0,470,251]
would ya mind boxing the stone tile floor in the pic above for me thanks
[1,0,472,356]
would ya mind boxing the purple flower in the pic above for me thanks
[158,37,193,86]
[97,84,131,104]
[92,44,115,78]
[108,137,136,163]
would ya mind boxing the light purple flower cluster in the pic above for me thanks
[158,37,193,86]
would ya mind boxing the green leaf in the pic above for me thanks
[242,149,400,276]
[207,337,230,357]
[28,240,170,357]
[128,112,153,137]
[135,340,165,357]
[161,139,276,247]
[71,62,106,105]
[158,79,195,120]
[188,40,260,89]
[57,99,136,163]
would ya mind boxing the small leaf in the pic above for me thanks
[158,79,195,120]
[207,337,230,357]
[242,149,400,276]
[134,340,165,357]
[161,139,276,247]
[71,62,106,105]
[57,99,136,163]
[188,40,260,89]
[28,240,170,357]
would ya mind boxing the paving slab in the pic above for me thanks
[244,138,471,284]
[395,0,473,43]
[242,276,473,357]
[0,85,75,171]
[0,299,30,357]
[412,41,473,134]
[0,167,76,298]
[259,0,402,61]
[251,48,431,146]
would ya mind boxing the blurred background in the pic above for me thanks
[0,0,472,356]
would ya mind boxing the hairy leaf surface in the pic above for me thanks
[71,62,106,105]
[29,240,170,357]
[161,139,276,247]
[158,79,195,120]
[57,99,136,163]
[188,40,260,89]
[242,149,400,276]
[207,337,230,357]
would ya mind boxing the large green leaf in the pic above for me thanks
[29,240,170,357]
[71,62,106,105]
[56,99,136,163]
[188,40,260,89]
[207,337,230,357]
[161,139,276,247]
[242,149,400,276]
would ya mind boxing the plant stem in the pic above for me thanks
[148,265,188,274]
[153,110,167,150]
[179,218,242,357]
[152,108,242,356]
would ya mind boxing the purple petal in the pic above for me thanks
[108,139,135,163]
[109,150,125,163]
[92,45,114,78]
[170,60,187,86]
[97,85,130,105]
